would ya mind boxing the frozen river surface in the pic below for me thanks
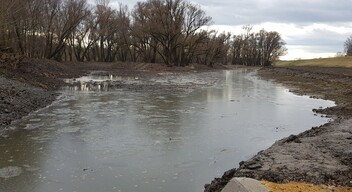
[0,69,334,192]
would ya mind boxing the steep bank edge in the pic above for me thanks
[0,59,82,134]
[204,67,352,192]
[0,76,58,133]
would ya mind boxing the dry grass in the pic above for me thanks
[262,181,352,192]
[275,57,352,68]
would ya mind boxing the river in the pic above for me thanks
[0,69,334,192]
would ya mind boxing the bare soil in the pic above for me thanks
[204,66,352,192]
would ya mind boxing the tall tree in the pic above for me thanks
[231,27,286,66]
[46,0,89,60]
[0,0,286,66]
[196,31,231,66]
[131,0,212,66]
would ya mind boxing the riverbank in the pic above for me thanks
[204,66,352,191]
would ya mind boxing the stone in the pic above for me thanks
[221,177,269,192]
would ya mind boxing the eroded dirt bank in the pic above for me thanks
[0,76,57,133]
[204,66,352,192]
[0,59,71,132]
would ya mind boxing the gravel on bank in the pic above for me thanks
[0,58,82,133]
[0,77,57,132]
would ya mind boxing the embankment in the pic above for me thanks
[204,66,352,192]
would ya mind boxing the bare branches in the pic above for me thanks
[130,0,212,66]
[231,28,286,66]
[0,0,286,66]
[345,35,352,56]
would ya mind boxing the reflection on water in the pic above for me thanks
[0,69,335,192]
[66,71,137,82]
[63,71,140,92]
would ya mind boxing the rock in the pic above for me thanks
[284,135,300,143]
[221,177,269,192]
[240,160,262,170]
[247,163,262,170]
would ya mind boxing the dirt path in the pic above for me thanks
[204,66,352,192]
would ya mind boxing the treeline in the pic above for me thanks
[345,35,352,56]
[0,0,286,66]
[232,26,286,66]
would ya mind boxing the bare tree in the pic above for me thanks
[345,35,352,56]
[68,9,97,61]
[114,4,131,62]
[230,27,286,66]
[131,0,212,66]
[131,1,161,63]
[48,0,89,60]
[1,0,286,66]
[196,31,231,66]
[92,0,131,62]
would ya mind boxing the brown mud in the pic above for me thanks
[204,66,352,192]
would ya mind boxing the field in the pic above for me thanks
[275,56,352,68]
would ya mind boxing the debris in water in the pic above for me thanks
[0,166,23,179]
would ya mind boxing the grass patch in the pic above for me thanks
[275,57,352,68]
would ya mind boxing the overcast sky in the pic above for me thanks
[96,0,352,60]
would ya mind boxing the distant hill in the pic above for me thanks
[275,56,352,68]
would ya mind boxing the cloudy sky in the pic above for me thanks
[99,0,352,60]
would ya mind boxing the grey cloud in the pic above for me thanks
[286,28,348,52]
[197,0,352,25]
[97,0,352,58]
[198,0,352,55]
[101,0,352,25]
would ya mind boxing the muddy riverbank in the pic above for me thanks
[204,66,352,192]
[0,76,57,133]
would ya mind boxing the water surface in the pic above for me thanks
[0,69,334,192]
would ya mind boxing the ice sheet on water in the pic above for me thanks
[58,127,81,133]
